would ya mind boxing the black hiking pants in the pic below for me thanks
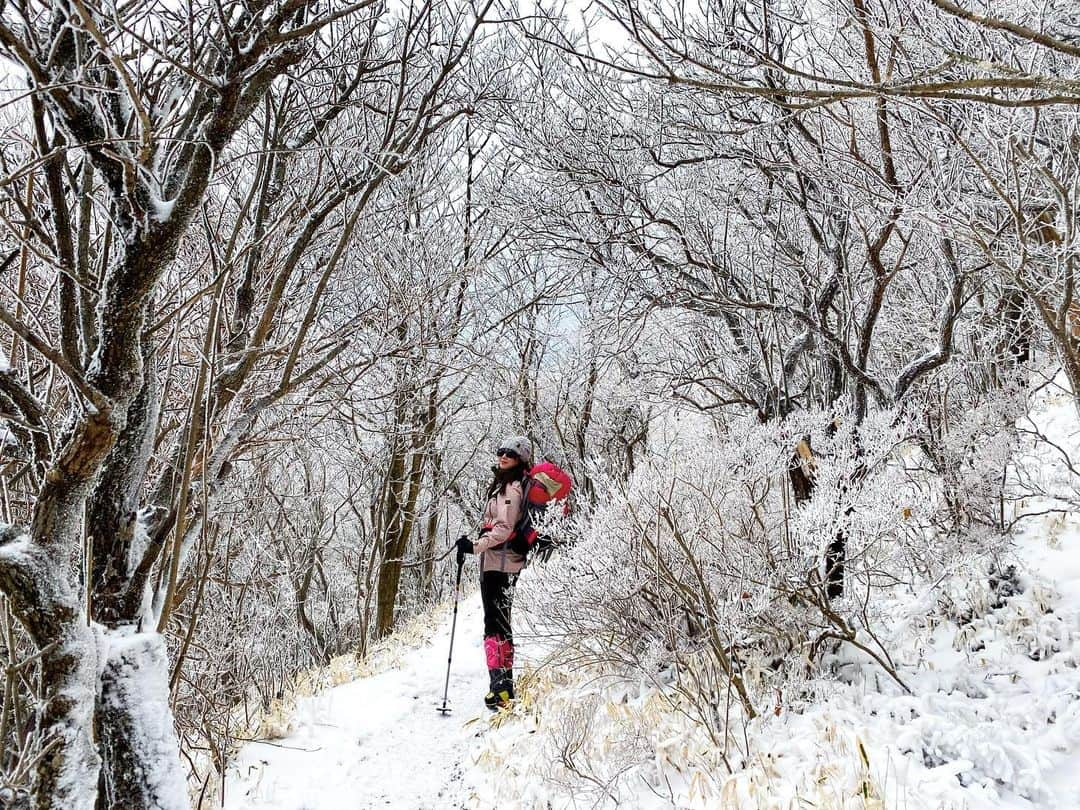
[480,570,518,680]
[480,570,517,640]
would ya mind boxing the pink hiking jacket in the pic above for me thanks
[475,479,526,573]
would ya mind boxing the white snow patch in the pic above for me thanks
[101,630,188,810]
[0,533,31,560]
[149,194,177,223]
[223,590,501,809]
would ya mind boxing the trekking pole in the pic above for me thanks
[436,544,466,715]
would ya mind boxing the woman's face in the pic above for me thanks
[496,449,521,470]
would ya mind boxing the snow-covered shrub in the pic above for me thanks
[521,397,1017,728]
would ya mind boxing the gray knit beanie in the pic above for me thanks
[498,435,533,466]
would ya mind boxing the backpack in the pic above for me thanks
[511,461,572,561]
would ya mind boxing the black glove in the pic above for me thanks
[455,535,473,564]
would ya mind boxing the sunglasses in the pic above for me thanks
[496,448,520,460]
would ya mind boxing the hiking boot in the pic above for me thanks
[484,668,514,710]
[483,683,514,710]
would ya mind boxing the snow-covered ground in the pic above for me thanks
[225,376,1080,810]
[223,591,505,809]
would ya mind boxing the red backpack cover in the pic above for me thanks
[511,462,572,559]
[526,461,572,506]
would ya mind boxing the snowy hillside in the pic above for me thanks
[221,379,1080,809]
[474,380,1080,809]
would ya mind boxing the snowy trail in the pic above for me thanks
[219,380,1080,810]
[223,591,495,810]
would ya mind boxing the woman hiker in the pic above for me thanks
[456,436,532,710]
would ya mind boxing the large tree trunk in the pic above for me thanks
[88,334,159,626]
[375,383,437,638]
[0,537,101,810]
[37,624,101,810]
[95,633,186,810]
[374,416,409,639]
[374,435,428,638]
[419,451,443,599]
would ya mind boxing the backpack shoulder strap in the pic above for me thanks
[513,475,540,538]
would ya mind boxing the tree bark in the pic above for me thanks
[95,633,186,810]
[0,535,100,810]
